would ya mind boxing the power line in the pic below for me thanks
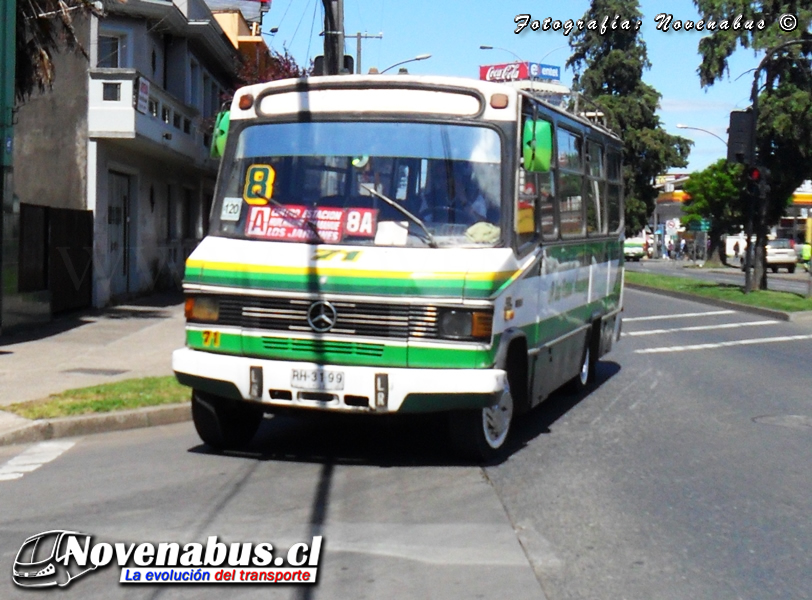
[289,0,314,48]
[275,0,294,29]
[305,0,320,65]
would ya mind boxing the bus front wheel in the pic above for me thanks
[191,390,263,450]
[448,381,514,462]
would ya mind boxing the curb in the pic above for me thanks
[625,283,812,322]
[0,403,191,447]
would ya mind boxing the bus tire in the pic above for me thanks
[569,325,598,392]
[191,390,263,450]
[448,379,514,462]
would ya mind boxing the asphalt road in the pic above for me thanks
[626,258,812,296]
[2,288,812,599]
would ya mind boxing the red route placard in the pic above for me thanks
[246,205,345,243]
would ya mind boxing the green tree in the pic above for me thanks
[567,0,692,237]
[693,0,812,289]
[682,159,745,264]
[16,0,99,101]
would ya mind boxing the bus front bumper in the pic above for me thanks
[172,348,506,414]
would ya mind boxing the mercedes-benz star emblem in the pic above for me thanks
[307,301,337,333]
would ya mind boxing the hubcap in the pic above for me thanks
[482,385,513,449]
[579,347,590,386]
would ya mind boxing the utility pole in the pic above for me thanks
[344,32,383,74]
[0,0,17,334]
[321,0,344,75]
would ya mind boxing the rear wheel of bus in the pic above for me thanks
[448,379,514,462]
[191,390,263,450]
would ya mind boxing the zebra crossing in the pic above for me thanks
[621,295,812,355]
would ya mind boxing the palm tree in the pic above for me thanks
[15,0,99,101]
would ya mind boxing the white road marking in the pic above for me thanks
[623,320,778,337]
[624,310,735,322]
[635,334,812,354]
[0,441,76,481]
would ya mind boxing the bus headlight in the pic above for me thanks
[185,296,220,322]
[438,309,493,341]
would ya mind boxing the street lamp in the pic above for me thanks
[479,45,525,63]
[539,44,568,63]
[380,54,431,74]
[676,124,728,147]
[480,44,567,65]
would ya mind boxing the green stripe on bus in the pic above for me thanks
[184,268,511,298]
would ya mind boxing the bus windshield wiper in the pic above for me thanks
[364,187,438,248]
[259,194,324,243]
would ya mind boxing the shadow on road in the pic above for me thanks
[505,360,622,457]
[188,361,623,468]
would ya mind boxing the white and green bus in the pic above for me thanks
[173,74,624,460]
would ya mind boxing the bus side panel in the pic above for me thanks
[530,326,590,405]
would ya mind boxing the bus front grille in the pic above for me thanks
[215,296,439,340]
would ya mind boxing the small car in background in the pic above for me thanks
[624,237,646,262]
[740,238,798,273]
[766,238,798,273]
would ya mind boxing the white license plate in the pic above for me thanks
[290,369,345,390]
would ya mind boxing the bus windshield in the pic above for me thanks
[212,121,503,248]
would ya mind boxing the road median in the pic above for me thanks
[0,402,191,447]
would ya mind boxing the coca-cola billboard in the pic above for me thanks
[479,62,561,83]
[480,62,527,82]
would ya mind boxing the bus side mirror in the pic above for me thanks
[522,120,552,172]
[210,110,230,159]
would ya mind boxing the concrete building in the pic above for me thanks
[2,0,243,332]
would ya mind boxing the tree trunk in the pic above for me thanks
[709,231,726,266]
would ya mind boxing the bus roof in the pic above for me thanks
[230,74,621,141]
[230,74,522,122]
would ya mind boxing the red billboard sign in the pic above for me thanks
[480,62,527,82]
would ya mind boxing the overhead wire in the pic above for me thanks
[289,0,314,48]
[275,0,294,29]
[305,0,320,66]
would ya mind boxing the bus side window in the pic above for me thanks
[586,140,605,234]
[557,129,584,237]
[607,151,622,232]
[538,170,555,238]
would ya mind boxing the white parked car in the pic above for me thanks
[741,238,798,273]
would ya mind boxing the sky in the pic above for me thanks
[259,0,783,173]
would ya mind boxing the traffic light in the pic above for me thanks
[728,109,755,164]
[745,165,771,198]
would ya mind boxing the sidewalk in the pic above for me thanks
[0,293,188,444]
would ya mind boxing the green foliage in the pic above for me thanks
[568,0,692,236]
[694,0,812,221]
[682,159,745,258]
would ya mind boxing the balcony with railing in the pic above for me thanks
[87,69,213,165]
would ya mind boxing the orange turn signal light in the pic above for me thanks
[490,93,509,109]
[238,94,254,110]
[472,311,494,338]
